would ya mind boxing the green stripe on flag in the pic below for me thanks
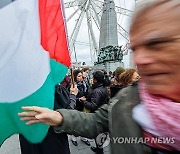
[0,59,68,145]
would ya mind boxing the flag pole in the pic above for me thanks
[70,68,75,88]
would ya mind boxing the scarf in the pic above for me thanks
[76,81,87,92]
[139,82,180,150]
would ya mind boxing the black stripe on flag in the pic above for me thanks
[0,0,16,9]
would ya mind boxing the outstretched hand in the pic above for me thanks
[18,106,63,126]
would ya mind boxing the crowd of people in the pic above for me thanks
[18,66,140,154]
[18,0,180,154]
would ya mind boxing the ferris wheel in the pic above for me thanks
[64,0,136,65]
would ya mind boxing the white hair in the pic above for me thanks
[130,0,180,30]
[133,0,180,19]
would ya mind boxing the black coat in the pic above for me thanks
[19,85,71,154]
[82,83,109,112]
[19,128,70,154]
[110,85,124,98]
[75,81,89,111]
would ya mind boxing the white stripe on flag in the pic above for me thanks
[0,0,50,102]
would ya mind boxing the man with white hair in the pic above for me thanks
[19,0,180,153]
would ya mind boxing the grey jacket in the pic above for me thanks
[54,83,151,154]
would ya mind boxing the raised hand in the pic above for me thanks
[70,84,78,95]
[18,106,63,126]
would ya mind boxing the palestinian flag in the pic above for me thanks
[0,0,70,145]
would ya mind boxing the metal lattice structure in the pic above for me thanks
[64,0,136,65]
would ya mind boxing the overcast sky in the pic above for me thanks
[0,0,136,68]
[64,0,136,67]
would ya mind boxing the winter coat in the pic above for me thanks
[81,83,109,112]
[75,81,89,111]
[19,128,70,154]
[110,84,124,98]
[54,83,157,154]
[19,85,75,154]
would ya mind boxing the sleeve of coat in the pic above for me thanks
[68,94,76,109]
[54,104,109,139]
[82,89,100,111]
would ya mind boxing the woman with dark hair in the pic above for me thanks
[70,69,90,146]
[79,70,109,153]
[73,69,89,111]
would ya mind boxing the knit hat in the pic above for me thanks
[115,66,125,76]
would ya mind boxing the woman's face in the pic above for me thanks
[76,72,83,82]
[132,72,140,82]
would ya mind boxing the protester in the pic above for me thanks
[60,75,71,89]
[19,83,78,154]
[119,68,140,87]
[111,66,125,86]
[73,69,89,111]
[81,67,90,86]
[19,1,180,154]
[70,69,90,146]
[108,71,114,80]
[110,66,125,97]
[79,70,109,112]
[79,70,109,153]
